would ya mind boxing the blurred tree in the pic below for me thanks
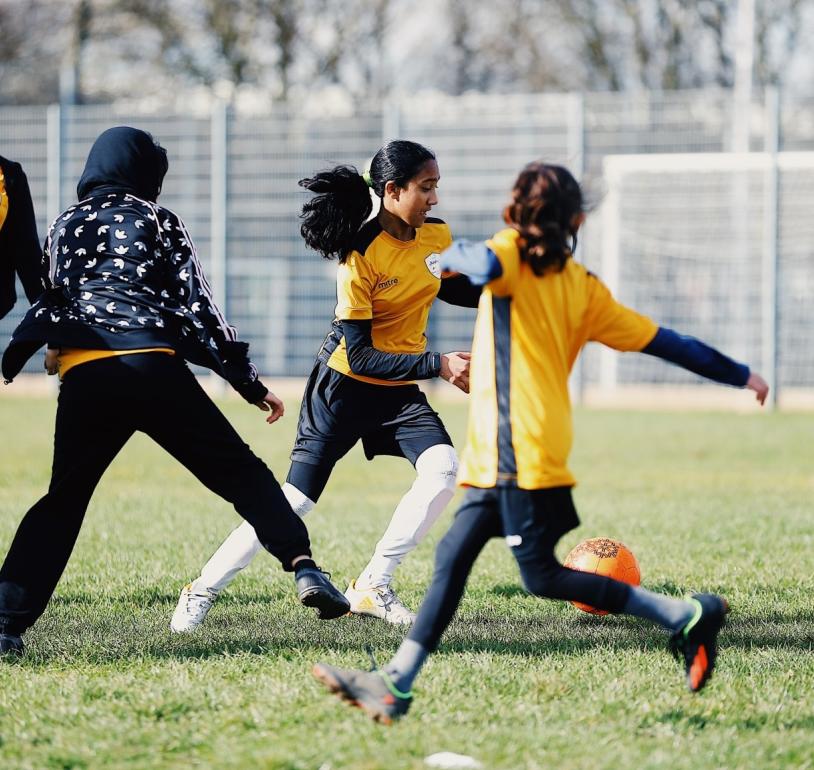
[0,0,809,105]
[0,0,65,104]
[301,0,392,101]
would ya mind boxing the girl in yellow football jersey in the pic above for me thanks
[313,161,769,722]
[172,141,476,631]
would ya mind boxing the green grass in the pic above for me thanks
[0,397,812,770]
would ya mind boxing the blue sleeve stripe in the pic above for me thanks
[439,240,502,286]
[641,327,750,387]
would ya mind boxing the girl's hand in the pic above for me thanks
[746,372,769,406]
[44,347,60,376]
[440,351,471,394]
[255,391,285,424]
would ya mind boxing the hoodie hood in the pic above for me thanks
[77,126,169,202]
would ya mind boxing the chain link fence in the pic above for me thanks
[1,89,812,402]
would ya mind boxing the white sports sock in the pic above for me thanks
[281,482,317,517]
[355,444,457,590]
[194,483,315,593]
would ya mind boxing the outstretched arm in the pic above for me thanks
[642,327,769,404]
[163,209,268,405]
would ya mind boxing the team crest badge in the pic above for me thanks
[425,252,441,279]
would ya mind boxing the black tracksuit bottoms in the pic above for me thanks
[407,486,632,651]
[0,353,310,635]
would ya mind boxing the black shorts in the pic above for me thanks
[290,361,453,468]
[457,485,581,560]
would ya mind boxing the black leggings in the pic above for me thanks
[0,353,310,635]
[408,486,631,651]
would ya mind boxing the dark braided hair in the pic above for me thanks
[298,140,436,262]
[503,162,584,275]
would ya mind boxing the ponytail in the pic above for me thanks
[298,140,436,263]
[503,163,584,275]
[298,165,372,262]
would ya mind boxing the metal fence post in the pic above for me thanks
[568,92,586,404]
[599,156,621,392]
[382,96,401,142]
[761,87,780,409]
[46,104,62,225]
[210,100,229,392]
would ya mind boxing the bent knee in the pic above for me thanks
[415,444,459,489]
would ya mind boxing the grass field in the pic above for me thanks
[0,395,812,770]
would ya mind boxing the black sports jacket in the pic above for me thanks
[0,156,46,319]
[1,127,266,403]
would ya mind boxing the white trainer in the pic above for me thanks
[170,583,218,632]
[344,580,416,625]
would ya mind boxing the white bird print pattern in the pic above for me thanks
[23,192,253,393]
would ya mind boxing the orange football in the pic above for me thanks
[563,537,641,615]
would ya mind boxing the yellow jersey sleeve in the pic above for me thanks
[585,272,658,351]
[335,252,377,320]
[485,229,521,298]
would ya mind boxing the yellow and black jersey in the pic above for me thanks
[458,228,658,490]
[324,217,453,386]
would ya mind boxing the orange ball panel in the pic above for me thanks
[563,538,641,615]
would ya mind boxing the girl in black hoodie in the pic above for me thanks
[0,127,348,657]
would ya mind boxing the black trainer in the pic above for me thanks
[669,593,729,692]
[296,567,351,620]
[0,633,24,659]
[312,661,412,724]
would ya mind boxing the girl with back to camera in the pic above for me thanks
[0,127,350,659]
[172,140,480,631]
[312,161,770,722]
